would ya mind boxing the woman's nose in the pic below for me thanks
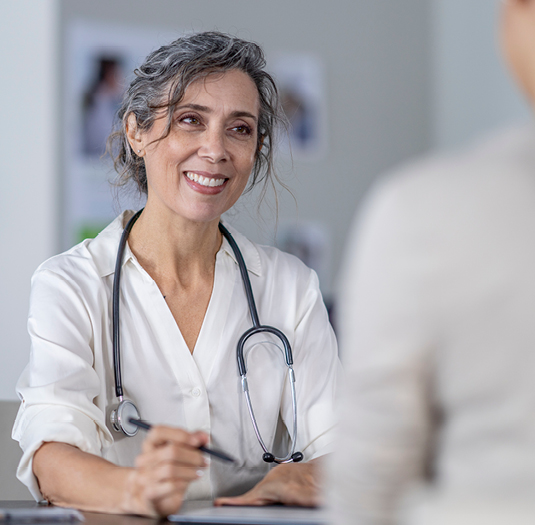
[198,128,229,163]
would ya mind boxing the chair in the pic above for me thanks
[0,400,30,500]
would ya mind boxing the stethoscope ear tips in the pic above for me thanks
[262,452,276,463]
[291,452,304,463]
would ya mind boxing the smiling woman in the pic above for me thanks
[109,32,281,197]
[12,32,340,518]
[127,70,260,226]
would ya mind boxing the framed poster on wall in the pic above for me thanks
[62,20,177,249]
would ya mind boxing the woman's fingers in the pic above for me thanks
[214,460,322,508]
[136,441,207,469]
[136,458,204,484]
[142,426,208,452]
[126,426,209,517]
[124,468,196,517]
[138,426,209,470]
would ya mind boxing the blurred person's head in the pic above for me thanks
[108,31,285,196]
[501,0,535,105]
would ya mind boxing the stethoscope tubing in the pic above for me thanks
[112,209,143,399]
[111,211,302,463]
[236,325,293,376]
[218,222,261,328]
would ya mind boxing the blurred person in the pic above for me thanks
[327,0,535,523]
[12,32,339,517]
[82,56,125,157]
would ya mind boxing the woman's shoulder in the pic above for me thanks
[222,223,316,285]
[34,213,127,284]
[257,241,313,277]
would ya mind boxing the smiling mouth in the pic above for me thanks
[185,172,227,187]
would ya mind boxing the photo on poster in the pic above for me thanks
[81,55,125,159]
[272,54,328,160]
[63,21,177,249]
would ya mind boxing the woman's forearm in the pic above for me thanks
[33,426,208,517]
[33,442,133,514]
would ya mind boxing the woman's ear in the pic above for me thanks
[126,113,144,156]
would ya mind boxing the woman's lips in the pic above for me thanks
[183,171,228,193]
[185,171,226,187]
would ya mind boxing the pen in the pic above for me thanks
[128,418,235,463]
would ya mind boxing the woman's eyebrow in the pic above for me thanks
[175,104,258,122]
[231,111,258,123]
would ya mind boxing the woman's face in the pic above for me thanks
[132,69,260,225]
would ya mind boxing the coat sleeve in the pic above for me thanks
[12,267,113,501]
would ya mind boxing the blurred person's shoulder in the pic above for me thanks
[367,122,535,219]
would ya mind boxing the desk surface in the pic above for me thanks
[0,501,324,525]
[0,501,158,525]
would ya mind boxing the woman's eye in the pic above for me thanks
[232,124,252,135]
[179,114,201,125]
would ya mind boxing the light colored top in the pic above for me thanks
[327,125,535,524]
[13,211,339,502]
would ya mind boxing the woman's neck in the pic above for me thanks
[127,206,222,286]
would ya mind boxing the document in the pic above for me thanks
[169,503,325,525]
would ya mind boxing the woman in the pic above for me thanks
[13,32,339,517]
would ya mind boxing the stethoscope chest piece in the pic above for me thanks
[110,399,141,437]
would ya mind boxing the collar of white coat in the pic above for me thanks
[89,210,263,278]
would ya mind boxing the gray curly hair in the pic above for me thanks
[108,31,285,195]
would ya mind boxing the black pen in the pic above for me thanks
[128,417,235,463]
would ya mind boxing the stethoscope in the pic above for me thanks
[109,209,303,464]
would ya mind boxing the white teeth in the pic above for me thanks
[186,172,225,187]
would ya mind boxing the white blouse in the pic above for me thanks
[13,211,339,502]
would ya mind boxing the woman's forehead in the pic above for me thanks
[183,70,259,108]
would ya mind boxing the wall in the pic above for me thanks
[0,0,60,400]
[431,0,530,150]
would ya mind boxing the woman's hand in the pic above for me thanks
[33,428,208,517]
[214,458,323,508]
[123,426,209,517]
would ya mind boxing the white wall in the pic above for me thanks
[431,0,531,150]
[0,0,60,400]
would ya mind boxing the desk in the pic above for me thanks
[1,501,158,525]
[0,501,324,525]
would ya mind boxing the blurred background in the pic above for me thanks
[0,0,531,402]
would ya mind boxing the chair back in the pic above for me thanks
[0,401,29,500]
